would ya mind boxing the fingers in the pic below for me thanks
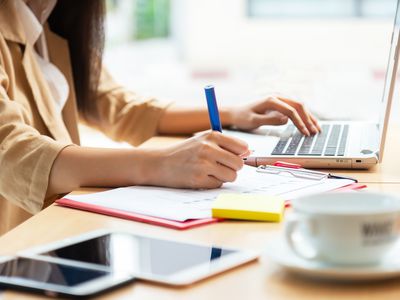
[265,97,311,136]
[239,149,252,158]
[211,143,244,171]
[191,132,247,188]
[200,132,245,171]
[193,159,238,189]
[252,96,321,135]
[202,176,224,189]
[277,96,319,135]
[209,162,238,183]
[309,114,322,131]
[252,99,277,114]
[252,111,289,127]
[209,132,249,156]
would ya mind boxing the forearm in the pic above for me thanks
[157,105,233,135]
[46,145,158,197]
[46,130,249,199]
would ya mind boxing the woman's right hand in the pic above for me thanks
[46,131,248,198]
[146,131,249,189]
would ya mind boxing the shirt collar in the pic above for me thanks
[0,0,56,45]
[25,0,57,25]
[16,0,57,46]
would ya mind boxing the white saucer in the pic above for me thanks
[262,238,400,281]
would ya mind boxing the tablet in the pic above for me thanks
[21,230,259,286]
[0,256,134,298]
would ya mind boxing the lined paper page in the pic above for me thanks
[65,166,352,221]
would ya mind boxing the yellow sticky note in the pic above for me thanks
[212,194,285,222]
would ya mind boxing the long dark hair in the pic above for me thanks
[48,0,105,120]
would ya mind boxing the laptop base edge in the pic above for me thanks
[244,156,378,170]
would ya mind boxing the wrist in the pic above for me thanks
[220,107,234,128]
[128,148,161,186]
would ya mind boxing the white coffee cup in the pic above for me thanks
[285,192,400,265]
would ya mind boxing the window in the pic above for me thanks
[248,0,397,18]
[106,0,170,43]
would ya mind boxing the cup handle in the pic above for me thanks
[284,213,319,260]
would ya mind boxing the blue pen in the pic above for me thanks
[204,85,222,132]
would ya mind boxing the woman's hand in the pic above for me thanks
[147,131,249,189]
[47,132,249,197]
[226,96,321,136]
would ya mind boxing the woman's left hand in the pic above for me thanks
[227,96,321,136]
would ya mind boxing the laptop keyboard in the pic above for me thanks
[271,124,349,156]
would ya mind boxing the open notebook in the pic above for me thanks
[56,165,362,229]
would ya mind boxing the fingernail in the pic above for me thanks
[303,129,310,136]
[239,149,252,158]
[311,126,318,134]
[236,139,248,148]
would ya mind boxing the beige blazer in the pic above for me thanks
[0,0,169,235]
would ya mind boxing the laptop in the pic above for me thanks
[235,1,400,170]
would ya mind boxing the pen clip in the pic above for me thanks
[257,165,327,181]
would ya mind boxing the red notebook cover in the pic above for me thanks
[57,183,366,229]
[56,198,221,230]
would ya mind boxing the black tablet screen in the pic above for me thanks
[0,258,108,287]
[40,233,236,276]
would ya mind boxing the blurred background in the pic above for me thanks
[82,0,399,146]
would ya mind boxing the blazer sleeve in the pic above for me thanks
[81,68,172,146]
[0,66,70,214]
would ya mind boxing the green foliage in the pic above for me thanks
[135,0,170,40]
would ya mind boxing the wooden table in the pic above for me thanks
[1,125,400,300]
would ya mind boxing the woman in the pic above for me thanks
[0,0,320,234]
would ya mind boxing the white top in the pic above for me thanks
[15,0,69,113]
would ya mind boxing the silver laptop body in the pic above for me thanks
[242,1,400,170]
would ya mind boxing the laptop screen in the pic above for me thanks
[378,0,400,161]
